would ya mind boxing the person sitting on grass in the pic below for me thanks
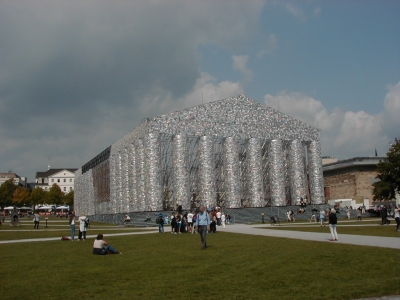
[93,234,121,255]
[123,214,131,223]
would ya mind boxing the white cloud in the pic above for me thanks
[382,82,400,139]
[142,72,244,117]
[263,85,399,159]
[232,55,254,82]
[257,34,278,58]
[283,3,305,20]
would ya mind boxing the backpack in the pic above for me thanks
[84,219,90,227]
[156,216,163,224]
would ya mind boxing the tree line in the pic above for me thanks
[0,179,73,208]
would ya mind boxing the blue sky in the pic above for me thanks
[0,0,399,181]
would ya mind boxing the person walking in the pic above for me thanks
[319,209,325,226]
[33,211,40,229]
[187,211,193,233]
[195,206,210,249]
[221,212,226,228]
[357,207,362,221]
[78,213,88,240]
[157,213,165,233]
[170,212,176,234]
[394,204,400,231]
[328,208,338,241]
[380,205,388,225]
[346,207,351,219]
[192,213,197,234]
[69,210,76,241]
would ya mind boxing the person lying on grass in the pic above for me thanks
[93,234,121,255]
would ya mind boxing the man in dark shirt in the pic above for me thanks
[380,205,388,225]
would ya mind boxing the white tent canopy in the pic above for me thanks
[19,206,32,210]
[56,206,69,210]
[4,206,15,210]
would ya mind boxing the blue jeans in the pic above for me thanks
[70,224,75,240]
[101,244,118,254]
[159,223,164,232]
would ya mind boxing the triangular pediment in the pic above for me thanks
[148,95,318,141]
[48,169,75,178]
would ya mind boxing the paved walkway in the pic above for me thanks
[222,223,399,249]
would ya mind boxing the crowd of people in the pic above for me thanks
[155,206,232,235]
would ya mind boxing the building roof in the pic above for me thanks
[111,94,320,150]
[149,95,319,140]
[322,157,386,172]
[36,169,78,178]
[0,172,20,179]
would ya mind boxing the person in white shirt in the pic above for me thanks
[187,212,194,233]
[33,212,40,229]
[221,213,226,228]
[78,213,88,240]
[394,204,400,231]
[93,234,120,255]
[216,210,222,226]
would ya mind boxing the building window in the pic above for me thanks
[70,178,72,183]
[70,187,73,191]
[63,187,66,191]
[57,179,60,183]
[51,179,54,183]
[64,179,66,183]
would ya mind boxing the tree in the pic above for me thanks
[63,190,74,207]
[47,184,64,205]
[373,138,400,201]
[12,186,30,206]
[0,179,17,207]
[29,187,47,208]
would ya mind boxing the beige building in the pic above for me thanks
[0,172,27,187]
[35,168,78,193]
[323,157,384,205]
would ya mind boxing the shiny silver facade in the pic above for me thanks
[144,133,162,211]
[248,138,263,207]
[269,139,286,206]
[223,137,241,208]
[290,140,306,205]
[308,141,324,204]
[75,95,324,215]
[199,135,215,208]
[173,134,189,209]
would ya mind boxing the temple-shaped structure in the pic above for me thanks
[74,95,324,216]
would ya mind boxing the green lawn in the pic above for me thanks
[1,226,399,300]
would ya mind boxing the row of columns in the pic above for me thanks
[75,134,324,214]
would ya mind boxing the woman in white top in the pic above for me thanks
[221,213,226,228]
[93,234,120,255]
[78,213,87,240]
[394,205,400,231]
